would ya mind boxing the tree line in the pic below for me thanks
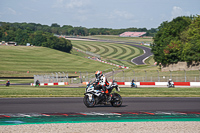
[0,22,157,37]
[151,15,200,65]
[0,22,72,53]
[0,21,157,53]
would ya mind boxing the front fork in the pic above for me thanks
[86,93,93,102]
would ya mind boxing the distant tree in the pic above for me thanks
[51,23,60,27]
[151,16,192,65]
[15,29,29,45]
[181,15,200,62]
[31,31,47,46]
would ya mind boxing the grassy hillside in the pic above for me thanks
[0,36,155,77]
[71,40,144,67]
[0,45,115,77]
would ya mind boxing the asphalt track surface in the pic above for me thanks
[0,97,199,113]
[66,37,153,65]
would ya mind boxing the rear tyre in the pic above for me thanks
[83,95,95,107]
[111,93,122,107]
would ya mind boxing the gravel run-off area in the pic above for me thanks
[0,122,199,133]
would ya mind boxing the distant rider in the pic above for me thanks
[6,80,10,86]
[131,79,135,87]
[168,79,172,86]
[35,80,40,87]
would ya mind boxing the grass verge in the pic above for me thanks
[0,85,199,98]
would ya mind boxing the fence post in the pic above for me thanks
[34,75,36,84]
[184,69,186,82]
[169,70,172,79]
[133,70,135,81]
[199,69,200,82]
[157,70,159,82]
[122,70,124,82]
[80,71,82,83]
[66,72,68,83]
[62,72,65,82]
[55,72,58,82]
[58,72,61,82]
[86,71,88,82]
[112,70,114,80]
[144,70,147,82]
[51,73,54,83]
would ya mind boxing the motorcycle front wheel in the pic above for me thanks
[83,95,95,107]
[111,93,122,107]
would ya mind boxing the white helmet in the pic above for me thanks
[95,71,102,78]
[169,79,172,81]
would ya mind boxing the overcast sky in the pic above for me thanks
[0,0,200,29]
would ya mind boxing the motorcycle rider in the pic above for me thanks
[94,71,111,101]
[168,79,172,86]
[6,80,10,86]
[35,80,40,87]
[131,79,135,87]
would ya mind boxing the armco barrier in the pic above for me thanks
[82,82,200,87]
[31,82,68,86]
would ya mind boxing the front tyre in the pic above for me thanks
[111,93,122,107]
[83,95,95,107]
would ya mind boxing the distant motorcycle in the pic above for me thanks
[6,81,10,87]
[83,80,122,107]
[167,82,175,88]
[131,82,137,88]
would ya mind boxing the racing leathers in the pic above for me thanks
[94,74,109,92]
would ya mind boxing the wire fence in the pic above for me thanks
[113,70,200,82]
[34,72,95,84]
[34,70,200,84]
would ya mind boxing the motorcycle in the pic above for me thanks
[6,81,10,87]
[83,80,122,107]
[131,82,137,88]
[6,82,10,86]
[167,81,175,88]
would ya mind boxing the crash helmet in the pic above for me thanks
[169,79,172,81]
[95,71,102,78]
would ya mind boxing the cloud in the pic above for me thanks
[66,0,88,8]
[7,8,17,15]
[171,6,190,19]
[0,7,17,17]
[53,0,91,9]
[109,10,134,20]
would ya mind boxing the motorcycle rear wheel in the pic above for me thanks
[111,93,122,107]
[83,95,95,107]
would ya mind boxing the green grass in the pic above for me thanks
[0,45,115,77]
[144,55,155,65]
[0,86,85,97]
[0,85,199,98]
[0,79,33,84]
[79,35,153,44]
